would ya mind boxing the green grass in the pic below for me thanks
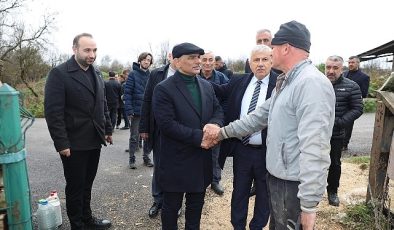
[342,202,392,230]
[343,156,370,164]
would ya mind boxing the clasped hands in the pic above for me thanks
[201,124,221,149]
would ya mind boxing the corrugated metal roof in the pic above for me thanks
[357,40,394,62]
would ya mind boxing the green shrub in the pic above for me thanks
[363,98,376,113]
[16,78,45,118]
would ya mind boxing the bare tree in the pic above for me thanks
[157,40,170,66]
[0,0,55,84]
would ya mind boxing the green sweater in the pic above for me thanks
[179,73,202,114]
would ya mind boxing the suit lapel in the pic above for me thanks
[92,68,103,113]
[197,78,207,119]
[234,73,253,117]
[67,58,95,95]
[266,70,277,100]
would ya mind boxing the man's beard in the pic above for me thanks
[76,55,95,68]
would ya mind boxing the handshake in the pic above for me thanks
[201,124,223,149]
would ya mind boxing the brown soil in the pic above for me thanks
[200,162,370,230]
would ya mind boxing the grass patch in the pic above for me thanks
[343,156,370,164]
[342,203,375,229]
[342,202,392,230]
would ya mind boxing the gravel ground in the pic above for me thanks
[25,112,375,229]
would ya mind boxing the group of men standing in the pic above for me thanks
[44,19,370,230]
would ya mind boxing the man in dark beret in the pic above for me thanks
[152,42,224,229]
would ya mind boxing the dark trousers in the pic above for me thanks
[161,192,205,230]
[212,145,222,184]
[267,173,301,230]
[129,116,151,163]
[60,149,101,230]
[108,107,117,130]
[327,138,343,193]
[343,121,354,146]
[231,143,270,230]
[116,108,129,127]
[152,129,163,204]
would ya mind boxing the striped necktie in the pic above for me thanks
[241,80,262,145]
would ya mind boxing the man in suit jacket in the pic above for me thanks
[342,55,370,150]
[44,33,113,230]
[152,43,224,230]
[212,45,278,230]
[139,53,177,218]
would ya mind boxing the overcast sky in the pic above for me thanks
[25,0,393,67]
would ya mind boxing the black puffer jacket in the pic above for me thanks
[331,76,363,139]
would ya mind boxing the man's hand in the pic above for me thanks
[59,148,71,157]
[105,135,113,145]
[201,124,221,149]
[128,115,133,121]
[300,211,316,230]
[140,133,149,140]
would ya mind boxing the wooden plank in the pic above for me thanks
[378,91,394,115]
[388,132,394,179]
[367,101,386,202]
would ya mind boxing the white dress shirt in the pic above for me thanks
[240,74,270,145]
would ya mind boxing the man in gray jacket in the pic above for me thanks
[203,21,335,230]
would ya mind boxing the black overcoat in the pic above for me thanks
[45,56,112,152]
[152,71,224,192]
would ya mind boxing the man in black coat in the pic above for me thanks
[105,71,122,130]
[342,55,370,150]
[139,53,177,218]
[152,43,224,229]
[212,45,278,230]
[44,33,113,230]
[214,55,233,79]
[325,55,363,206]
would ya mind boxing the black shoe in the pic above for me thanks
[115,126,119,129]
[144,159,154,167]
[129,162,136,169]
[328,192,340,206]
[211,183,224,195]
[148,202,162,218]
[120,126,129,130]
[249,184,256,197]
[84,216,111,229]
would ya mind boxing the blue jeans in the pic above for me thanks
[128,116,151,163]
[267,173,301,230]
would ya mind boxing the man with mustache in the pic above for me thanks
[212,44,277,229]
[324,55,363,206]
